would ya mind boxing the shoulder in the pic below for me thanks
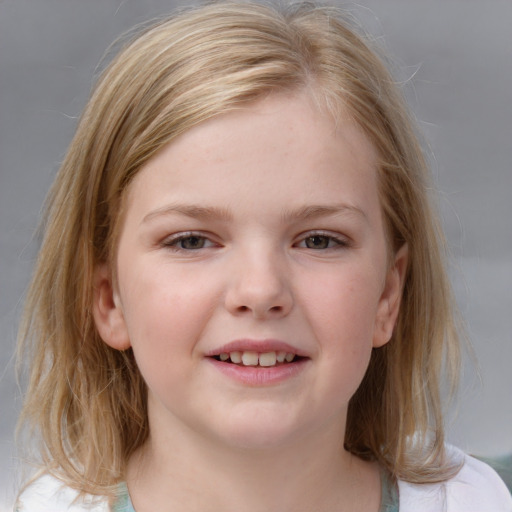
[398,445,512,512]
[15,474,110,512]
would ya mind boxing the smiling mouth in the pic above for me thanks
[211,350,304,368]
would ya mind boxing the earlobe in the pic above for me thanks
[373,244,409,348]
[92,264,131,351]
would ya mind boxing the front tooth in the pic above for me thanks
[259,351,277,367]
[230,351,242,364]
[285,352,295,362]
[276,351,286,363]
[219,353,229,361]
[241,351,258,366]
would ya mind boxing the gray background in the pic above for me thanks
[1,0,511,508]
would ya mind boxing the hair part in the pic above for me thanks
[17,0,461,497]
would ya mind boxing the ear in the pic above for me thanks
[92,263,131,350]
[373,244,409,348]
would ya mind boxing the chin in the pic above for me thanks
[209,407,308,452]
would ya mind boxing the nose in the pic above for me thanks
[224,250,293,320]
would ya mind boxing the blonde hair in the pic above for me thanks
[18,0,461,496]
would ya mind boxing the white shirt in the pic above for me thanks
[398,446,512,511]
[16,447,512,511]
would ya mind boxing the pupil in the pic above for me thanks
[306,235,328,249]
[182,236,204,249]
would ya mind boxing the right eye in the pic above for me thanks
[162,233,216,251]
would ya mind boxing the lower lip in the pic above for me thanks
[206,358,309,386]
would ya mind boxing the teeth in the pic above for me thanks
[218,350,297,367]
[241,351,259,366]
[230,351,242,364]
[259,351,277,367]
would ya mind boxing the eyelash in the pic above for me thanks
[161,231,349,252]
[294,232,350,250]
[161,232,217,251]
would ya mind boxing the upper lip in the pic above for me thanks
[205,339,309,358]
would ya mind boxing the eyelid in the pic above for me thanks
[294,230,351,249]
[161,231,219,251]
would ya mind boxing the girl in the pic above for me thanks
[15,2,512,511]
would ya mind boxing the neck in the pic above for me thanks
[126,410,380,512]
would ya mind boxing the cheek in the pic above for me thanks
[121,261,205,322]
[301,267,382,390]
[118,265,216,369]
[304,267,382,340]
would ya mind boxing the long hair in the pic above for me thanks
[18,1,460,496]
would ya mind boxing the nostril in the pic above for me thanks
[236,304,283,315]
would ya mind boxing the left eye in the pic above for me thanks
[297,234,346,250]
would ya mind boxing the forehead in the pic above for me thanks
[119,91,382,237]
[131,93,376,192]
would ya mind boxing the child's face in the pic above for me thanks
[95,92,407,450]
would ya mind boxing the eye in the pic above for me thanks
[162,233,216,251]
[296,233,348,250]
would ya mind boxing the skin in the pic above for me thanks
[94,92,408,511]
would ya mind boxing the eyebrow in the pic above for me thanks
[281,204,368,223]
[142,203,232,224]
[142,202,367,224]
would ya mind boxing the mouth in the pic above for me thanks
[211,350,306,368]
[206,341,309,385]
